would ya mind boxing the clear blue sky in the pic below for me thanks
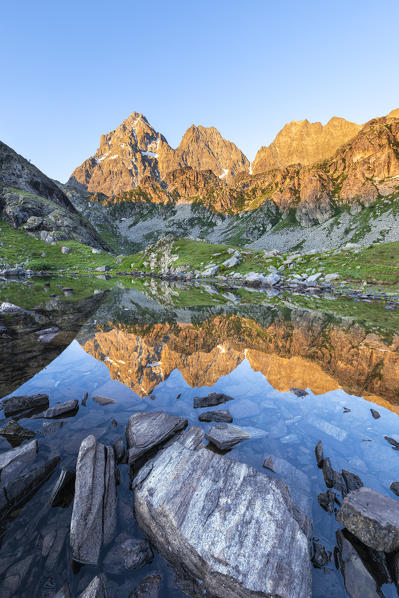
[1,0,398,182]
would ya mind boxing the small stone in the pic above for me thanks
[95,265,110,272]
[2,394,49,417]
[290,388,308,397]
[263,456,275,472]
[318,490,338,513]
[205,423,250,451]
[311,540,331,568]
[315,440,324,468]
[198,409,233,423]
[131,574,161,598]
[103,534,153,574]
[193,392,234,409]
[343,407,351,413]
[370,409,381,419]
[342,469,363,495]
[385,436,399,449]
[390,482,399,497]
[92,395,115,406]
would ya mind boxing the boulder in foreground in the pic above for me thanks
[134,431,311,598]
[337,486,399,552]
[70,435,116,565]
[126,411,187,464]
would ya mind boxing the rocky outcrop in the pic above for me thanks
[70,435,117,565]
[134,431,312,598]
[0,141,108,249]
[252,116,361,174]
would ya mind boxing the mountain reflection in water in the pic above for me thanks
[1,285,399,598]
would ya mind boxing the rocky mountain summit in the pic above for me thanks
[69,112,249,196]
[0,141,108,248]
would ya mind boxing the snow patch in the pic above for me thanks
[95,152,110,164]
[141,150,158,158]
[219,168,229,179]
[249,165,253,175]
[109,154,119,160]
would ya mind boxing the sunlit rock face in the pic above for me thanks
[82,312,399,409]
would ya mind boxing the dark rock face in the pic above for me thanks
[1,394,49,417]
[193,392,234,409]
[126,411,187,464]
[318,490,338,513]
[134,436,312,598]
[205,423,250,450]
[0,420,35,446]
[131,574,161,598]
[70,435,117,565]
[336,529,381,598]
[337,486,399,552]
[263,456,275,472]
[78,575,108,598]
[322,457,345,494]
[315,440,324,468]
[92,394,115,405]
[342,470,364,495]
[113,437,126,463]
[43,420,65,436]
[49,469,76,507]
[391,482,399,497]
[103,533,153,574]
[1,456,59,519]
[198,409,233,423]
[37,399,79,419]
[311,541,331,568]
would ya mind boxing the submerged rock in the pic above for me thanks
[290,388,308,397]
[263,456,275,472]
[342,469,363,495]
[205,423,250,450]
[103,533,153,574]
[318,489,338,513]
[54,582,72,598]
[370,409,381,419]
[311,541,331,568]
[198,409,233,423]
[337,486,399,552]
[42,420,65,436]
[315,440,324,468]
[126,411,187,464]
[92,395,115,406]
[1,394,49,417]
[0,420,35,446]
[391,482,399,497]
[37,399,79,419]
[131,574,161,598]
[0,439,38,485]
[49,468,76,507]
[134,435,312,598]
[384,436,399,449]
[79,575,108,598]
[193,392,234,409]
[70,435,117,565]
[113,437,126,463]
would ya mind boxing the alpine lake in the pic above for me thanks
[1,275,399,598]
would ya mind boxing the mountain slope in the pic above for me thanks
[251,116,361,174]
[0,141,108,249]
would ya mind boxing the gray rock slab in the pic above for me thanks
[78,575,108,598]
[2,394,49,417]
[126,411,187,464]
[132,574,161,598]
[0,420,35,446]
[198,409,233,423]
[92,395,116,406]
[70,435,117,565]
[134,439,312,598]
[0,439,38,485]
[337,486,399,552]
[269,455,313,519]
[205,423,250,450]
[49,468,76,507]
[37,399,79,419]
[54,583,72,598]
[43,420,65,436]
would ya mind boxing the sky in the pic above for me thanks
[1,0,399,182]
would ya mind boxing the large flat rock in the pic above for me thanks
[337,486,399,552]
[37,399,79,419]
[0,439,38,485]
[134,432,312,598]
[126,411,187,464]
[205,423,250,450]
[70,435,117,565]
[2,394,49,417]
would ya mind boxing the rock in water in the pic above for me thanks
[391,482,399,497]
[336,529,381,598]
[311,541,331,568]
[370,409,381,419]
[290,388,308,397]
[92,395,115,406]
[78,575,108,598]
[198,409,233,423]
[0,439,38,485]
[134,438,312,598]
[263,456,275,472]
[193,392,234,409]
[1,394,49,417]
[0,420,35,446]
[205,423,250,450]
[70,435,117,565]
[126,411,187,464]
[132,574,161,598]
[103,533,153,574]
[337,487,399,552]
[315,440,324,468]
[37,399,79,419]
[54,582,72,598]
[342,470,363,495]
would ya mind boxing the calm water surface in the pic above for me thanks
[1,281,398,597]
